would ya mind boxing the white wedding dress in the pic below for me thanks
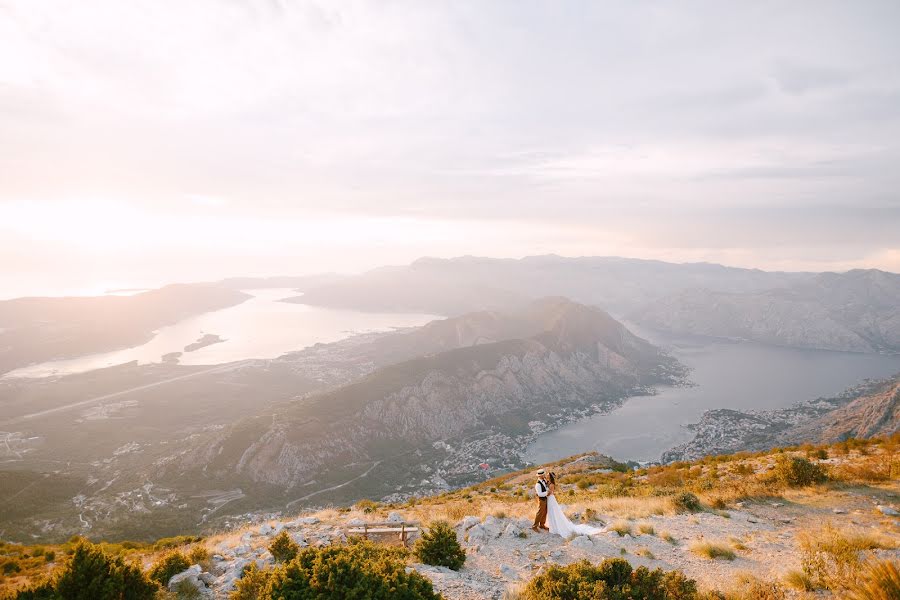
[546,493,605,538]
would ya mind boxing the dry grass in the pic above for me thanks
[845,559,900,600]
[609,521,632,537]
[782,569,814,591]
[796,522,895,591]
[659,531,677,544]
[636,522,655,535]
[635,547,654,559]
[689,540,736,561]
[589,496,674,518]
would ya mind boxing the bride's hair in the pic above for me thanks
[549,472,557,484]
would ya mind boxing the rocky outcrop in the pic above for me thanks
[664,374,900,462]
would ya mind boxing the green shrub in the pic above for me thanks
[231,562,271,600]
[672,492,701,513]
[263,540,439,599]
[44,551,56,563]
[414,521,465,571]
[2,558,21,575]
[268,531,299,564]
[772,455,826,487]
[53,541,159,600]
[148,550,190,587]
[521,558,698,599]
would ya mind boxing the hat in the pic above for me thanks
[536,469,545,475]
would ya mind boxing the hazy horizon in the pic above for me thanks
[3,1,899,296]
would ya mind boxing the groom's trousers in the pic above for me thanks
[533,497,548,529]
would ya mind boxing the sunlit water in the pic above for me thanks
[4,289,440,379]
[525,328,900,464]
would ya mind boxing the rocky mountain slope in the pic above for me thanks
[174,298,684,500]
[664,373,900,462]
[630,269,900,353]
[0,284,251,375]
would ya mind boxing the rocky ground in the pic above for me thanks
[169,472,899,599]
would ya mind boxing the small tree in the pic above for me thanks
[672,492,702,513]
[773,455,827,487]
[231,562,271,600]
[414,520,466,571]
[148,550,190,587]
[522,558,698,600]
[268,531,299,563]
[55,541,159,600]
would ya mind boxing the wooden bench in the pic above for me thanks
[346,520,420,546]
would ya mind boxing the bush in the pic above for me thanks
[771,455,826,487]
[268,531,299,564]
[672,492,701,513]
[52,541,158,600]
[231,562,271,600]
[263,540,439,599]
[414,521,465,571]
[521,558,698,599]
[148,550,190,587]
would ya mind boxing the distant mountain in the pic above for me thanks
[630,269,900,353]
[663,373,900,462]
[292,255,813,316]
[217,273,347,290]
[0,284,251,375]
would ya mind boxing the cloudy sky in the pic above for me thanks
[1,1,899,296]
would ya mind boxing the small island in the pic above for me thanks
[184,333,225,353]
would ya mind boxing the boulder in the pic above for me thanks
[233,545,250,556]
[259,523,274,536]
[569,535,593,550]
[168,565,212,597]
[297,517,320,525]
[483,515,503,536]
[504,523,522,537]
[877,505,899,516]
[347,517,366,526]
[466,524,489,545]
[387,511,403,522]
[458,516,481,531]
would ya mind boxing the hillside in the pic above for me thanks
[0,298,683,543]
[0,284,251,375]
[165,297,683,505]
[630,269,900,354]
[2,437,898,599]
[665,373,900,462]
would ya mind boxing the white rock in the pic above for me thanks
[832,508,846,514]
[198,571,216,586]
[499,564,519,580]
[234,545,250,555]
[549,550,563,560]
[347,517,366,526]
[877,505,899,516]
[297,517,320,525]
[569,535,593,549]
[387,511,403,522]
[503,523,522,537]
[483,515,503,536]
[259,523,274,536]
[458,516,481,530]
[168,566,211,597]
[467,524,489,545]
[273,523,285,535]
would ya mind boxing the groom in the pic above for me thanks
[531,469,550,532]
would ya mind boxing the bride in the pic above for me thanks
[545,472,606,537]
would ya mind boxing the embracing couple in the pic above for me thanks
[532,468,605,538]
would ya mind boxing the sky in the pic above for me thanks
[1,0,899,297]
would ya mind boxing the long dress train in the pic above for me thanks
[546,494,605,538]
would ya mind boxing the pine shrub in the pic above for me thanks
[53,541,158,600]
[521,558,698,600]
[772,455,826,487]
[230,562,271,600]
[264,540,439,599]
[672,492,701,513]
[414,520,466,571]
[147,550,190,587]
[268,531,299,563]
